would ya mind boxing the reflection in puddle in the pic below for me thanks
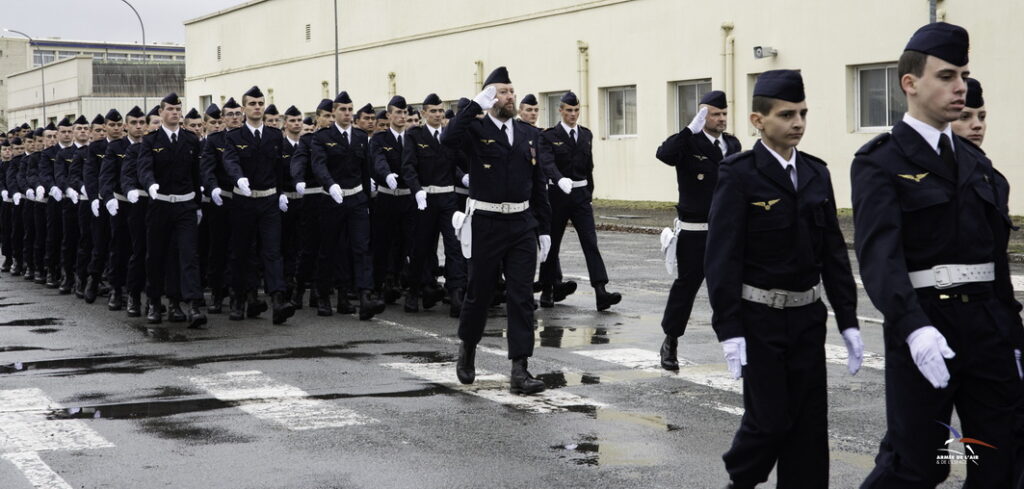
[552,409,679,467]
[0,346,47,352]
[483,326,613,349]
[29,328,61,334]
[0,302,34,308]
[0,317,61,326]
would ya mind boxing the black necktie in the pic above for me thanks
[501,124,508,144]
[715,139,721,150]
[254,129,261,145]
[171,132,177,144]
[397,135,403,148]
[342,131,348,144]
[938,133,957,179]
[569,129,576,142]
[434,130,440,143]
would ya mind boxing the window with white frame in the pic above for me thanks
[541,91,566,129]
[199,95,212,111]
[674,79,712,131]
[32,50,55,66]
[604,85,637,137]
[856,64,906,130]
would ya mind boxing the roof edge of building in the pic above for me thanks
[184,0,274,25]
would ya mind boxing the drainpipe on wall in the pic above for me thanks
[474,60,484,92]
[929,0,937,22]
[721,22,735,132]
[577,40,590,128]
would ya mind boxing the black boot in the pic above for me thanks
[208,290,225,314]
[58,274,73,294]
[272,291,295,325]
[229,295,245,321]
[510,357,545,395]
[291,286,305,310]
[0,257,10,273]
[146,299,162,324]
[188,300,208,329]
[167,300,186,322]
[98,280,111,297]
[46,272,59,288]
[456,341,476,385]
[246,291,267,318]
[359,289,385,321]
[24,268,35,281]
[382,278,402,304]
[539,284,554,308]
[404,288,419,313]
[660,335,680,371]
[316,289,334,317]
[83,275,99,304]
[553,280,578,302]
[422,284,444,310]
[336,288,356,314]
[308,288,318,308]
[449,288,464,319]
[34,269,47,285]
[126,292,141,317]
[108,288,124,311]
[594,284,622,311]
[74,275,85,298]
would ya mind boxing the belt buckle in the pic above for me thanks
[932,265,954,289]
[769,291,788,309]
[500,203,511,213]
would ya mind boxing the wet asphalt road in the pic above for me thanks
[2,229,1019,489]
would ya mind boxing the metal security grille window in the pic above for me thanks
[675,79,712,132]
[543,91,566,129]
[605,85,637,137]
[856,64,906,131]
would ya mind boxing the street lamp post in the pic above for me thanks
[4,28,46,123]
[120,0,148,110]
[334,0,339,95]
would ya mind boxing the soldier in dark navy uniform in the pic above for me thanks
[30,125,56,285]
[137,93,206,329]
[201,99,240,314]
[83,112,121,302]
[402,93,467,316]
[5,137,25,276]
[0,140,12,272]
[655,90,742,370]
[54,116,89,294]
[279,105,305,303]
[355,103,375,134]
[854,24,1024,489]
[290,98,334,311]
[19,129,43,282]
[443,66,552,395]
[705,70,862,489]
[99,106,146,311]
[68,115,105,297]
[537,91,621,312]
[371,95,416,304]
[221,86,295,325]
[121,109,152,317]
[39,119,73,288]
[183,108,205,138]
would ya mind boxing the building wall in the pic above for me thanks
[184,0,1024,212]
[0,38,31,130]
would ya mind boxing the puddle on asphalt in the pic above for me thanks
[0,317,62,326]
[29,328,61,334]
[140,418,253,444]
[0,302,34,308]
[48,397,236,420]
[552,409,680,466]
[481,325,612,348]
[382,350,456,363]
[0,346,47,352]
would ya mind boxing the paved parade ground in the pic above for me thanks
[2,229,1013,488]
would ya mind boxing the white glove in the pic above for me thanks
[538,234,551,263]
[907,326,956,388]
[462,174,470,188]
[557,177,573,195]
[369,179,378,194]
[328,183,344,204]
[236,177,252,196]
[26,189,36,201]
[295,182,306,196]
[415,190,427,210]
[211,187,223,206]
[13,192,22,205]
[148,183,159,200]
[36,186,45,200]
[196,209,203,224]
[1014,349,1022,380]
[452,211,466,231]
[687,106,708,134]
[721,337,747,380]
[50,186,63,202]
[841,328,864,375]
[385,173,398,190]
[80,185,87,198]
[91,199,100,217]
[66,188,79,204]
[127,189,140,203]
[105,198,118,216]
[1,190,7,201]
[278,194,289,212]
[473,85,497,111]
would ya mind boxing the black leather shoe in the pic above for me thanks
[449,288,464,318]
[532,280,543,293]
[98,281,111,297]
[594,284,622,311]
[0,258,10,273]
[188,301,208,329]
[272,291,295,325]
[46,273,59,288]
[208,292,225,314]
[74,276,85,298]
[290,287,305,310]
[58,275,73,294]
[456,342,476,385]
[228,296,245,321]
[553,280,577,302]
[34,271,47,285]
[539,284,554,308]
[359,289,385,320]
[382,280,402,305]
[108,288,124,311]
[168,300,186,323]
[308,288,318,308]
[246,292,267,318]
[336,288,355,314]
[24,269,35,281]
[11,264,23,276]
[316,291,334,317]
[510,357,545,395]
[404,289,419,313]
[422,285,444,310]
[660,335,680,371]
[126,293,141,317]
[146,301,162,324]
[84,275,98,303]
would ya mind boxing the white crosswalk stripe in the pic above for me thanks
[2,452,74,489]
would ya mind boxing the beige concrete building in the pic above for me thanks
[184,0,1024,211]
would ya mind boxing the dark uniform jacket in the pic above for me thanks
[290,131,321,190]
[200,131,232,197]
[54,143,81,192]
[83,140,109,201]
[68,145,90,198]
[706,140,858,341]
[38,144,62,192]
[538,123,596,194]
[401,125,465,193]
[656,128,741,222]
[137,128,202,208]
[120,139,144,194]
[309,124,370,204]
[371,129,410,190]
[100,137,133,200]
[852,122,1023,346]
[222,125,286,193]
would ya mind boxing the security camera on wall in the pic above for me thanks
[753,46,778,59]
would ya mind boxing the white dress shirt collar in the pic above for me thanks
[161,125,179,141]
[762,141,798,172]
[560,121,578,141]
[389,127,405,141]
[902,113,954,155]
[487,113,513,145]
[246,121,265,137]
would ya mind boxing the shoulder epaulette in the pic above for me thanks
[855,132,891,156]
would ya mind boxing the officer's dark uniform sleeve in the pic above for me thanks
[191,138,203,204]
[531,132,551,236]
[819,169,858,332]
[441,101,481,155]
[220,134,244,184]
[137,137,156,191]
[290,138,308,186]
[83,149,100,201]
[39,150,55,190]
[655,128,694,166]
[851,150,931,342]
[200,136,219,196]
[537,131,564,182]
[401,131,423,194]
[705,162,747,341]
[99,145,117,201]
[309,132,336,189]
[370,136,390,186]
[121,145,137,193]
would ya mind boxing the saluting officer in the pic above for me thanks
[538,91,621,311]
[443,66,552,395]
[371,95,415,304]
[221,86,295,325]
[655,90,742,370]
[100,106,146,311]
[853,23,1024,488]
[137,92,206,329]
[705,70,862,489]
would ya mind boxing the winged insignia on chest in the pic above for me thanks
[897,172,929,183]
[152,148,164,153]
[751,199,781,211]
[480,139,496,145]
[326,142,337,147]
[552,142,564,146]
[235,145,247,150]
[693,154,708,161]
[417,143,429,149]
[383,147,393,152]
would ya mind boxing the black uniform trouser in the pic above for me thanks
[372,193,416,286]
[9,202,23,266]
[107,206,130,289]
[205,198,231,295]
[296,193,325,289]
[319,196,372,292]
[44,199,61,276]
[32,199,47,274]
[661,228,708,337]
[539,189,608,287]
[861,295,1024,489]
[60,200,79,280]
[724,300,829,488]
[410,192,465,292]
[459,213,538,359]
[1,202,11,262]
[229,195,285,295]
[87,203,110,278]
[145,201,201,301]
[22,201,35,271]
[281,197,302,287]
[126,199,148,294]
[197,201,210,289]
[75,200,93,280]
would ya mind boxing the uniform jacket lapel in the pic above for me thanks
[954,136,979,189]
[795,153,818,193]
[891,121,956,183]
[754,141,797,194]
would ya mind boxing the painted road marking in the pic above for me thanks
[2,452,74,489]
[189,370,376,430]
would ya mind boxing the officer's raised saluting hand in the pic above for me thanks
[687,106,708,134]
[473,86,497,111]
